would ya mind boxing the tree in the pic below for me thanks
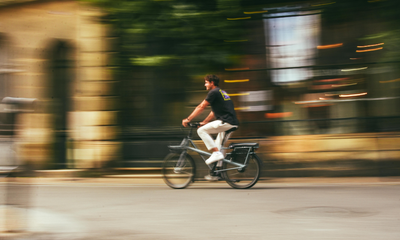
[83,0,245,74]
[82,0,247,127]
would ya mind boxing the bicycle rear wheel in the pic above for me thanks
[162,153,195,189]
[222,153,260,189]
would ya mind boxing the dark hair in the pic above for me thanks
[204,74,220,86]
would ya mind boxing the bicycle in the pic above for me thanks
[162,123,262,189]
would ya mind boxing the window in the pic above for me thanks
[264,11,320,84]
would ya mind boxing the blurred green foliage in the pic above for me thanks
[82,0,245,74]
[80,0,249,126]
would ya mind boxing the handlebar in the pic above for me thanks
[188,122,201,128]
[182,122,201,138]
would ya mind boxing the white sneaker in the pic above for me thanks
[204,174,221,181]
[205,151,224,165]
[174,167,182,173]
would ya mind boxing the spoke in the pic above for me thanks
[222,154,260,189]
[162,153,195,189]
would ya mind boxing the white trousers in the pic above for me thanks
[197,120,237,151]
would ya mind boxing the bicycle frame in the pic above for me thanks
[163,124,262,189]
[168,136,246,171]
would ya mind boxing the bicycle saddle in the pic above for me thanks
[228,142,259,149]
[225,127,238,134]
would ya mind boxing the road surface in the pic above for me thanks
[1,178,400,240]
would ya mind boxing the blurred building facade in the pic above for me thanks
[213,0,400,176]
[0,0,399,175]
[225,0,400,137]
[0,0,119,169]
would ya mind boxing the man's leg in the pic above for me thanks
[215,132,225,151]
[199,121,237,181]
[197,120,234,150]
[197,120,235,164]
[215,129,236,167]
[197,121,221,151]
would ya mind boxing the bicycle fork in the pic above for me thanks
[174,138,189,173]
[173,150,187,174]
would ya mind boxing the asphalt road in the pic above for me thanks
[1,178,400,240]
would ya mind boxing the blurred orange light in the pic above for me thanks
[317,43,343,49]
[229,93,249,96]
[244,10,268,14]
[311,85,335,90]
[265,112,292,118]
[356,47,383,52]
[314,77,348,82]
[332,83,357,87]
[357,43,384,48]
[224,79,249,83]
[235,107,250,110]
[225,67,249,71]
[227,17,251,20]
[380,78,400,83]
[339,92,367,97]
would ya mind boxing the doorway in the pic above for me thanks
[47,40,74,169]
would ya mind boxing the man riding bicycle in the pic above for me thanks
[182,75,239,179]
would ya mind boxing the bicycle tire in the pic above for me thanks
[162,153,196,189]
[222,153,261,189]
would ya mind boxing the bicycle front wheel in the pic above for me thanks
[222,154,261,189]
[162,153,196,189]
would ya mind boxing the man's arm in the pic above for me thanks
[182,100,210,127]
[200,112,215,126]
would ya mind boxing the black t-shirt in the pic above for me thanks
[205,87,239,126]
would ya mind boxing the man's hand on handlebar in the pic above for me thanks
[182,118,205,128]
[182,118,190,127]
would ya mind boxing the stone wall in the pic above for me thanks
[71,3,120,168]
[0,1,121,169]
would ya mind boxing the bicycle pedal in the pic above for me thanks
[204,174,222,181]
